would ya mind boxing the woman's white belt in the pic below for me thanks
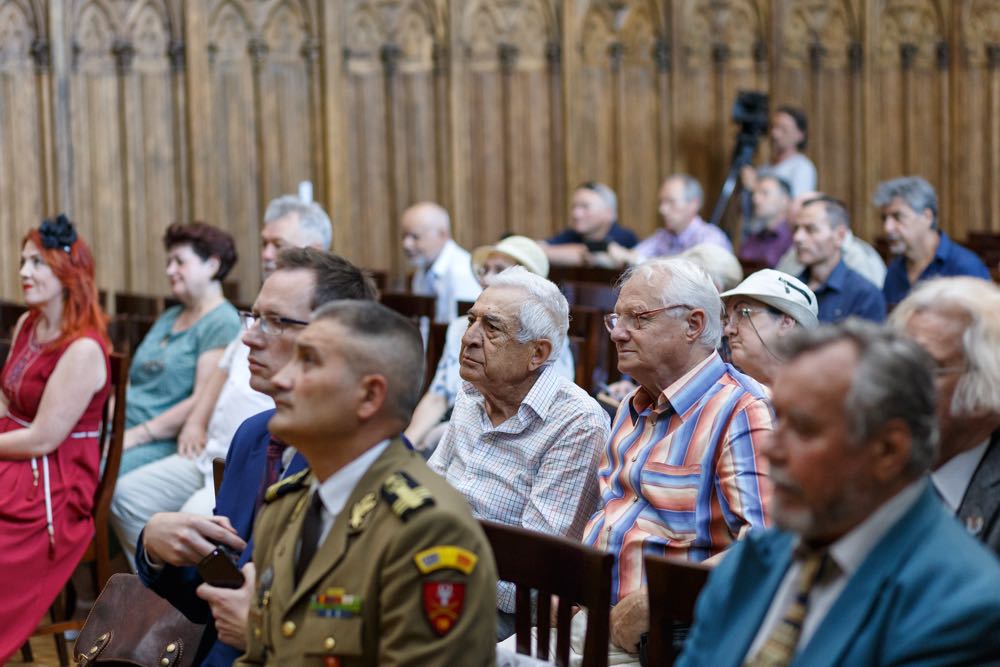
[7,413,101,549]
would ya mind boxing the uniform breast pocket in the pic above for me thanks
[638,462,702,544]
[302,615,364,664]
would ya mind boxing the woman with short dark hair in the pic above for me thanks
[120,222,241,476]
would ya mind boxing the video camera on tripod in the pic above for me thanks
[708,91,770,228]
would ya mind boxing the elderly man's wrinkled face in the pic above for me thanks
[881,197,934,257]
[460,286,540,389]
[765,341,883,543]
[401,211,447,267]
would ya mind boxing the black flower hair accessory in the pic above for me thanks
[39,214,77,253]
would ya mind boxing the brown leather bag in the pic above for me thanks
[74,573,207,666]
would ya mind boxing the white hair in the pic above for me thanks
[488,266,568,365]
[889,277,1000,416]
[622,257,723,348]
[679,243,744,292]
[264,195,333,250]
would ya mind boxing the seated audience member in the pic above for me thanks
[542,181,639,266]
[405,236,574,454]
[776,191,887,289]
[720,269,818,387]
[680,243,744,292]
[891,277,1000,556]
[875,176,990,308]
[429,266,609,639]
[110,199,332,566]
[581,258,773,661]
[120,222,241,475]
[793,196,885,323]
[241,301,497,665]
[0,217,110,662]
[739,173,793,268]
[740,106,817,198]
[609,174,731,266]
[402,201,481,322]
[135,250,377,666]
[679,321,1000,666]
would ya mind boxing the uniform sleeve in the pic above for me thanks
[716,397,773,538]
[377,508,498,667]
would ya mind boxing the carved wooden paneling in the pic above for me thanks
[0,0,998,297]
[0,0,47,297]
[342,0,441,276]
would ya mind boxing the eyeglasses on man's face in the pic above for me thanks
[239,310,309,336]
[603,304,692,333]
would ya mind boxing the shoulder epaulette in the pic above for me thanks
[264,468,310,503]
[381,471,435,521]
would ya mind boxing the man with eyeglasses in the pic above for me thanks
[890,277,1000,557]
[121,249,377,666]
[578,257,772,664]
[541,181,639,266]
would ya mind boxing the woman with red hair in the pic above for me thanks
[0,214,111,661]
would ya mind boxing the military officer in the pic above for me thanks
[236,300,497,666]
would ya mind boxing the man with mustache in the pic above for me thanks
[679,320,1000,666]
[875,176,989,309]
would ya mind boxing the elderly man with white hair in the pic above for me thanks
[890,276,1000,556]
[429,266,610,639]
[581,257,773,664]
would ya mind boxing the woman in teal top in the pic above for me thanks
[120,223,241,476]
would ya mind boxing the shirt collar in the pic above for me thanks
[802,258,848,293]
[931,232,954,265]
[313,439,391,518]
[629,351,721,422]
[668,216,708,243]
[931,439,990,513]
[824,478,927,578]
[428,239,459,277]
[461,364,563,427]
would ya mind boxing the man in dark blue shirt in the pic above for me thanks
[542,181,638,266]
[793,195,885,322]
[875,176,990,308]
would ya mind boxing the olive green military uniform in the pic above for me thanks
[237,438,498,666]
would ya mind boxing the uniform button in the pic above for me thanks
[254,627,262,639]
[324,637,336,650]
[160,659,170,667]
[282,620,297,638]
[166,643,177,653]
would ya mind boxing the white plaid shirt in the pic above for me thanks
[429,364,610,611]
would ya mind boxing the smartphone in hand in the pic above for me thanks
[197,545,245,589]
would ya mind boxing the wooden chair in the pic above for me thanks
[567,306,604,393]
[457,299,475,315]
[424,321,449,393]
[481,520,613,667]
[549,265,623,287]
[0,338,10,366]
[367,269,388,291]
[114,291,166,317]
[379,291,437,321]
[643,554,712,666]
[27,352,130,664]
[213,457,226,496]
[0,300,28,337]
[560,282,621,390]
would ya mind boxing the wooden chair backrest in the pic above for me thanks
[643,554,712,666]
[93,351,129,589]
[481,520,613,667]
[213,457,226,496]
[379,291,437,320]
[114,291,165,317]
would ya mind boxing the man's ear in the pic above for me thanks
[356,374,388,421]
[869,419,914,483]
[527,339,553,372]
[685,309,707,343]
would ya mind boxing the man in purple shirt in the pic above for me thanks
[610,174,732,266]
[739,173,793,268]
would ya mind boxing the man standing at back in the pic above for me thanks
[679,321,1000,666]
[134,249,377,666]
[875,176,989,308]
[401,202,481,323]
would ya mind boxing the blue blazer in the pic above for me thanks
[678,484,1000,666]
[136,408,308,667]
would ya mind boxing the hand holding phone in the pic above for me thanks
[197,545,245,589]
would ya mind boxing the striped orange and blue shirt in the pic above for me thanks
[583,351,773,603]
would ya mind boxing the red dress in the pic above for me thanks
[0,312,110,661]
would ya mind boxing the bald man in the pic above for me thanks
[401,202,482,323]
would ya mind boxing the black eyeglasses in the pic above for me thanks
[238,311,309,336]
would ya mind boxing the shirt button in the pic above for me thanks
[282,621,297,638]
[632,496,639,503]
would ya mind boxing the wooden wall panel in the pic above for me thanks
[0,0,997,297]
[0,0,46,297]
